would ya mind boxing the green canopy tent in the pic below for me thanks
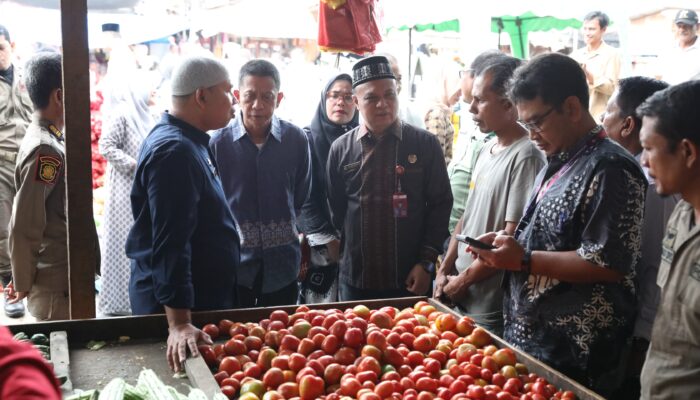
[491,12,582,59]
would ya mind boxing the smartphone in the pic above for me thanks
[455,234,496,250]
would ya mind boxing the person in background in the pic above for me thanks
[638,80,700,400]
[298,73,358,304]
[570,11,621,120]
[382,53,425,129]
[421,54,461,165]
[126,57,239,372]
[0,24,32,319]
[601,76,677,399]
[470,53,646,395]
[659,9,700,84]
[434,56,545,336]
[327,56,452,301]
[98,76,156,316]
[210,59,311,308]
[447,50,508,236]
[0,325,61,399]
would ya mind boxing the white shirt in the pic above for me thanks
[661,38,700,85]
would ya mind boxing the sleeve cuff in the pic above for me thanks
[306,232,338,247]
[419,246,440,264]
[156,284,195,310]
[576,242,608,268]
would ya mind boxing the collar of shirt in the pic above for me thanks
[580,41,613,58]
[550,125,603,164]
[356,119,402,142]
[161,112,211,147]
[0,64,14,85]
[33,114,64,142]
[228,110,282,143]
[677,36,700,52]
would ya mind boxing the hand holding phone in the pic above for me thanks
[455,234,496,250]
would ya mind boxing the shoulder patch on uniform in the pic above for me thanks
[690,262,700,282]
[35,154,62,184]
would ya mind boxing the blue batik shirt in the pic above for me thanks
[126,113,240,314]
[210,112,311,293]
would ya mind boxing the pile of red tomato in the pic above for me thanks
[197,301,578,400]
[90,92,106,189]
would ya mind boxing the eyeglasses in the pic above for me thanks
[326,91,353,104]
[518,107,556,133]
[459,69,473,78]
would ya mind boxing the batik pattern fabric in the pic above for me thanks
[209,113,311,294]
[423,103,454,165]
[326,121,453,291]
[503,128,646,391]
[98,115,147,315]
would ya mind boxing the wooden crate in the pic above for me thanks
[9,297,603,399]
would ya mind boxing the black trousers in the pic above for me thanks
[339,282,415,302]
[237,268,298,308]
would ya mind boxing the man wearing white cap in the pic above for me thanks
[126,56,240,372]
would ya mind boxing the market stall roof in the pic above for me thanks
[0,1,188,47]
[381,0,460,32]
[193,0,318,39]
[9,0,140,10]
[491,12,582,59]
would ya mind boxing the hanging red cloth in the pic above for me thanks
[318,0,382,55]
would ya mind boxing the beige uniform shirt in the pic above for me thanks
[0,67,33,155]
[640,200,700,399]
[8,116,68,320]
[571,41,621,120]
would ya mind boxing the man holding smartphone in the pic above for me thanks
[434,55,544,336]
[470,54,646,396]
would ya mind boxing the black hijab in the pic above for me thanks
[305,73,359,169]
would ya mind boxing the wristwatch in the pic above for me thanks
[521,250,532,274]
[419,261,436,275]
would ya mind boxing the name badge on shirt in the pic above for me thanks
[393,164,407,218]
[661,228,677,264]
[658,227,677,288]
[393,192,408,218]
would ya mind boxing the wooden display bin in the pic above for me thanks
[8,297,604,400]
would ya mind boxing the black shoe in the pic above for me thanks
[4,293,25,318]
[1,273,25,318]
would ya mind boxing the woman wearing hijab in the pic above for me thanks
[299,73,358,303]
[98,76,155,315]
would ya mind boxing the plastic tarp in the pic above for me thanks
[193,0,317,40]
[491,11,582,59]
[8,0,140,10]
[0,2,188,48]
[395,19,459,33]
[381,0,460,33]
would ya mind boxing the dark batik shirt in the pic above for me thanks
[504,127,647,392]
[327,120,453,291]
[210,113,311,293]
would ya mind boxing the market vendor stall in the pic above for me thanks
[9,298,604,400]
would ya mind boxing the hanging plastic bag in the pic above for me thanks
[318,0,382,55]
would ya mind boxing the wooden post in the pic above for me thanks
[60,0,96,319]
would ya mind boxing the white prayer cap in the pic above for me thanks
[171,56,229,96]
